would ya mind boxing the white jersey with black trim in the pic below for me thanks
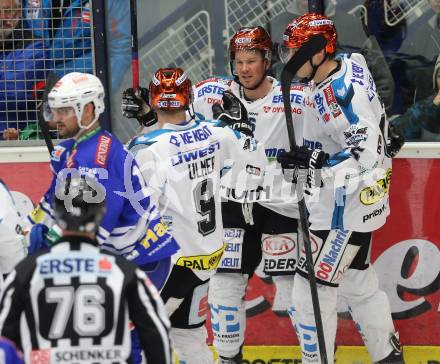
[130,119,267,280]
[302,53,392,232]
[192,76,309,218]
[0,181,26,276]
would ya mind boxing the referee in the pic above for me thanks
[0,176,172,364]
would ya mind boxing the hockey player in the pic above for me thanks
[121,27,306,364]
[192,27,307,363]
[127,67,267,364]
[27,72,179,288]
[0,176,172,363]
[0,180,27,290]
[278,13,404,363]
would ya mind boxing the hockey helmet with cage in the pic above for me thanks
[280,13,337,63]
[149,68,192,111]
[53,175,106,233]
[47,72,105,129]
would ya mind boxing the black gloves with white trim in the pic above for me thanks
[277,146,328,185]
[212,91,254,137]
[121,87,157,127]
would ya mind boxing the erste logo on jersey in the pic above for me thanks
[314,93,330,122]
[38,252,114,277]
[264,91,304,113]
[196,84,225,98]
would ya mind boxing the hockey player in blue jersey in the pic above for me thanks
[26,72,179,289]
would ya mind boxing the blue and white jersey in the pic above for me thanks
[129,119,267,280]
[28,127,179,265]
[192,76,309,219]
[303,53,392,232]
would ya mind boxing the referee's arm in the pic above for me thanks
[128,269,172,364]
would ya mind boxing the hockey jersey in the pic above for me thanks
[28,127,179,265]
[129,119,267,280]
[0,181,27,277]
[302,53,392,232]
[0,236,172,364]
[192,76,308,218]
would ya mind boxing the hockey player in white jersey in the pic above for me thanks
[0,181,27,290]
[192,27,308,363]
[127,67,267,364]
[278,13,404,363]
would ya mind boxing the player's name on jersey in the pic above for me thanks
[188,156,215,180]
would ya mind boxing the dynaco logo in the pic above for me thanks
[359,168,392,205]
[262,235,295,256]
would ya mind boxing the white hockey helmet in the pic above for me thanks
[48,72,105,129]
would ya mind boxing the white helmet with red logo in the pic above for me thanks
[48,72,105,129]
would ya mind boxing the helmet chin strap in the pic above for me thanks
[73,108,100,139]
[304,52,328,83]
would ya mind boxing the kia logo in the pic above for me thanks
[262,235,296,256]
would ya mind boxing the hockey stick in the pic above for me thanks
[280,34,328,364]
[130,0,139,92]
[37,72,60,155]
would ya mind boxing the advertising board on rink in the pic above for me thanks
[0,155,438,361]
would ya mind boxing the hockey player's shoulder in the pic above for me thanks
[194,76,232,97]
[89,130,124,168]
[345,52,368,67]
[128,128,173,148]
[195,76,233,88]
[50,139,74,163]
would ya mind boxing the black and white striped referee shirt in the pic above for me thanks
[0,236,172,364]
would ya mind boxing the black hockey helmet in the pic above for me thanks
[53,175,106,233]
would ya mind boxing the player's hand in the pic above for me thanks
[121,87,157,127]
[2,128,19,140]
[277,147,328,185]
[387,124,404,157]
[212,91,254,137]
[27,224,50,255]
[121,87,149,118]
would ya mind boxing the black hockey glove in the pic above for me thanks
[121,87,157,127]
[212,91,254,137]
[387,123,405,158]
[277,146,328,186]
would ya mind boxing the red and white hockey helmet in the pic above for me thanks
[280,13,337,63]
[149,68,192,111]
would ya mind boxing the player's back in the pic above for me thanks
[1,237,137,363]
[131,119,266,279]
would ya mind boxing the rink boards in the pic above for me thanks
[0,146,439,353]
[236,346,440,363]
